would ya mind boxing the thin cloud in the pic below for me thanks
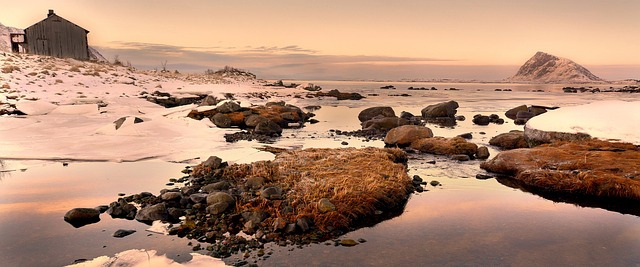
[94,41,511,80]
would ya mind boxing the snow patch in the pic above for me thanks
[66,249,227,267]
[526,100,640,144]
[15,100,58,115]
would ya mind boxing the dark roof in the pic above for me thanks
[25,12,89,34]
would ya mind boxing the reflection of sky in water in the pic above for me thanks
[1,83,639,266]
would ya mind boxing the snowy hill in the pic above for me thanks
[0,22,24,53]
[506,51,604,83]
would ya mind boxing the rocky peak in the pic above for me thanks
[507,51,603,83]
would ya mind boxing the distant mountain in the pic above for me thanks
[0,22,24,53]
[507,51,604,83]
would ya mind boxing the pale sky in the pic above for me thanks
[1,0,639,80]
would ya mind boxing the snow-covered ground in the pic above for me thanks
[526,100,640,144]
[0,53,304,167]
[68,249,226,267]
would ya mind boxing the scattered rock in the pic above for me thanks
[113,229,136,238]
[476,146,490,159]
[340,239,359,247]
[317,198,336,213]
[451,154,471,161]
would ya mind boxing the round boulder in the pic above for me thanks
[358,106,396,122]
[384,125,434,147]
[64,208,101,228]
[421,101,459,118]
[134,203,169,223]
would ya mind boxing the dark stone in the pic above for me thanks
[472,115,491,125]
[458,133,473,139]
[476,174,493,180]
[113,229,136,238]
[64,208,101,228]
[451,154,471,161]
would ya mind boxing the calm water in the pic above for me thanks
[1,82,639,266]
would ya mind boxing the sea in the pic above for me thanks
[1,81,639,266]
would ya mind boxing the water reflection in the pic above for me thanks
[496,176,640,217]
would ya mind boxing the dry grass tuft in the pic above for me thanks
[482,139,640,200]
[223,147,412,231]
[410,137,478,156]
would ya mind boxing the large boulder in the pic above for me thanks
[489,130,529,150]
[384,125,434,147]
[64,208,101,228]
[362,117,410,131]
[135,203,169,223]
[358,107,396,122]
[505,105,529,120]
[421,101,459,118]
[410,137,478,156]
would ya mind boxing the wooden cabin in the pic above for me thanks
[23,10,89,60]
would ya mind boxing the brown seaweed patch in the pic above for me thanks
[481,139,640,200]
